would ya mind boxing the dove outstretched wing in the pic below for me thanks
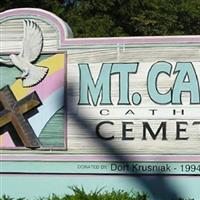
[20,20,43,62]
[0,19,48,87]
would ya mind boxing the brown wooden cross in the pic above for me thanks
[0,85,42,149]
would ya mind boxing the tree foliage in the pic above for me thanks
[1,0,200,37]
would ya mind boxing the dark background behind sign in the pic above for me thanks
[1,0,200,38]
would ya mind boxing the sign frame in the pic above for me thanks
[1,8,200,167]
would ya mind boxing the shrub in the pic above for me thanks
[1,186,147,200]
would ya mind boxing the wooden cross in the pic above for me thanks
[0,86,42,149]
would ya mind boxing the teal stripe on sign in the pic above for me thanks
[0,65,20,87]
[39,108,64,147]
[2,161,200,175]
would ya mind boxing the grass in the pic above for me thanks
[0,187,194,200]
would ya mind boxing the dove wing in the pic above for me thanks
[0,57,13,65]
[20,20,43,62]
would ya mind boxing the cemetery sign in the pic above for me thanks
[1,8,200,176]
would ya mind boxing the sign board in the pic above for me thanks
[1,8,200,179]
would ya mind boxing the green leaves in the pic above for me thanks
[64,0,200,37]
[1,0,200,37]
[0,188,195,200]
[0,187,148,200]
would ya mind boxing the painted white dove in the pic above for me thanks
[0,20,48,87]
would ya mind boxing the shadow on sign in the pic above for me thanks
[66,84,182,200]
